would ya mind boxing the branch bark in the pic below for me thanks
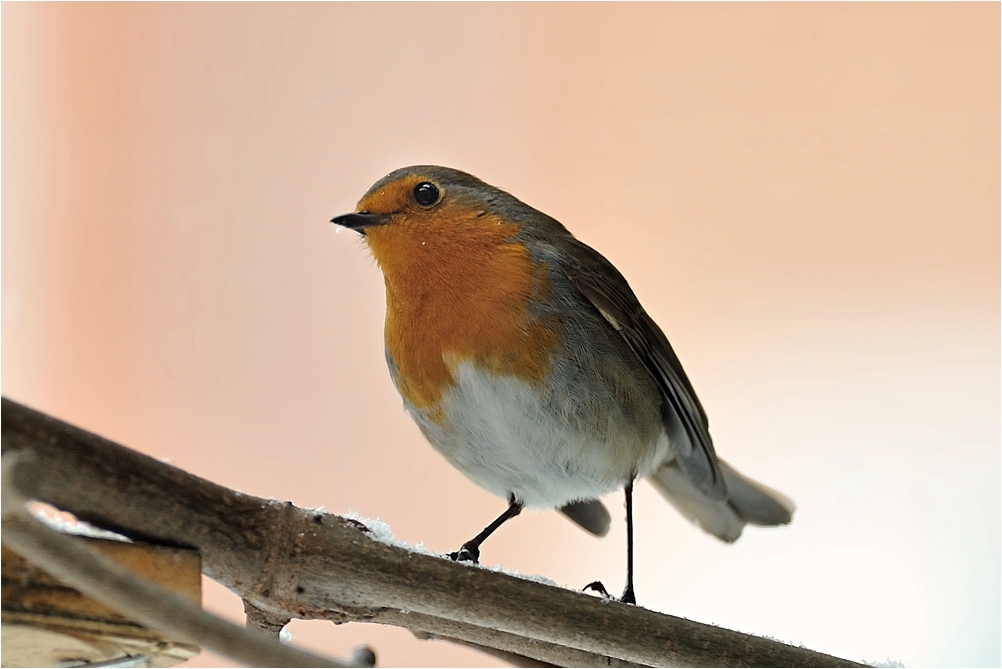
[1,397,865,668]
[1,463,353,667]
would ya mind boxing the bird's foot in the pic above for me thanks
[583,581,635,604]
[582,581,613,598]
[448,542,480,564]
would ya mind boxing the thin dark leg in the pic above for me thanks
[449,496,523,564]
[621,480,637,604]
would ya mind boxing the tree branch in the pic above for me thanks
[1,397,865,668]
[1,456,360,667]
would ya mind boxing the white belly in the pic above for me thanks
[405,362,670,508]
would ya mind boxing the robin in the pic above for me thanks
[331,165,793,603]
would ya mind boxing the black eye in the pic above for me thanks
[413,182,440,206]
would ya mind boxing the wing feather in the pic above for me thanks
[561,239,726,500]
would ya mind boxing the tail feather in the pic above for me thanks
[718,459,794,527]
[559,498,611,537]
[649,463,745,542]
[647,458,794,543]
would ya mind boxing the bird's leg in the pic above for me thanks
[622,479,637,604]
[449,496,523,564]
[583,481,637,603]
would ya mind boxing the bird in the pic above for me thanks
[331,165,794,603]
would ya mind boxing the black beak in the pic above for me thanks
[330,211,389,234]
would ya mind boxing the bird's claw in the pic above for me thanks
[448,543,480,564]
[583,581,635,604]
[582,581,613,598]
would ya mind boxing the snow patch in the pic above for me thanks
[340,511,438,557]
[31,507,131,542]
[338,511,558,586]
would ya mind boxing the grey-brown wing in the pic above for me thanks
[562,239,727,500]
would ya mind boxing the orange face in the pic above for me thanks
[350,172,560,421]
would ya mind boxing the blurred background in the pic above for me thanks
[2,3,998,667]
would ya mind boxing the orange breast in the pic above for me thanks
[364,208,560,421]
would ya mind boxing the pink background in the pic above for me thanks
[3,3,998,667]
